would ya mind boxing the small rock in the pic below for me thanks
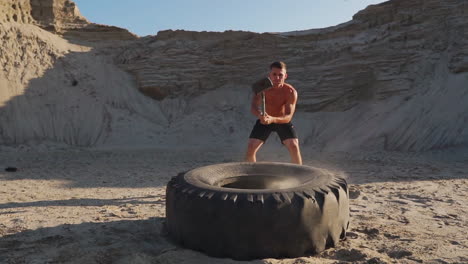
[349,189,361,199]
[387,249,412,259]
[334,248,367,261]
[5,167,17,172]
[367,257,387,264]
[357,227,380,238]
[384,233,400,239]
[346,231,359,239]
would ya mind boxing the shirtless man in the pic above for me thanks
[245,61,302,164]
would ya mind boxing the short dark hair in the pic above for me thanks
[270,61,287,71]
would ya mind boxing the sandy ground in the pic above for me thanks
[0,145,467,264]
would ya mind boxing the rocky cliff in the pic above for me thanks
[0,0,137,40]
[0,0,467,152]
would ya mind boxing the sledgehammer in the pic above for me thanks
[251,77,273,116]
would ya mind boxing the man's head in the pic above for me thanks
[269,61,287,87]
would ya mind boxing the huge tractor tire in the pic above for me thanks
[165,162,349,260]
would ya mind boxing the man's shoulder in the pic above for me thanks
[283,83,297,95]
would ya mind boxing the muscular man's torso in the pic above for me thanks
[264,83,295,117]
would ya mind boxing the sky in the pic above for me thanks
[73,0,388,37]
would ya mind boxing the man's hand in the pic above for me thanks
[260,114,275,125]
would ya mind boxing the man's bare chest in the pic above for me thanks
[265,89,287,106]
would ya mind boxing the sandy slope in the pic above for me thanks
[0,146,466,264]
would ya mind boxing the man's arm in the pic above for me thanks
[250,92,263,119]
[272,89,298,124]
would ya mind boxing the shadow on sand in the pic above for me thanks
[0,195,165,211]
[0,217,269,264]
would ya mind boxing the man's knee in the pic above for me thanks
[247,139,264,152]
[283,138,299,150]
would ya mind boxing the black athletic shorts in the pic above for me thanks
[249,120,298,142]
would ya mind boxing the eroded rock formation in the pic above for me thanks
[0,0,33,24]
[0,0,137,40]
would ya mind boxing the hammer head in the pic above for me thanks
[251,77,273,94]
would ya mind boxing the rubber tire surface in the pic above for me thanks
[166,162,349,260]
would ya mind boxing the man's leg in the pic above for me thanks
[283,138,302,165]
[246,120,270,162]
[245,138,264,162]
